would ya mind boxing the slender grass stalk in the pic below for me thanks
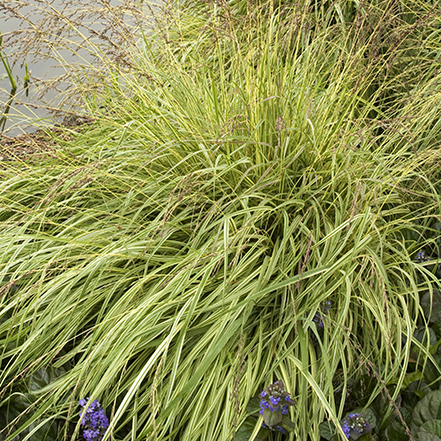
[0,31,17,132]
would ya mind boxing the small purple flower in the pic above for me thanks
[276,425,286,434]
[259,399,269,409]
[270,396,280,406]
[416,251,430,263]
[281,405,289,415]
[83,429,100,441]
[260,391,267,398]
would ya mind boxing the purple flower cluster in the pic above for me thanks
[340,413,371,440]
[259,393,290,416]
[79,398,109,441]
[312,301,332,328]
[258,380,294,435]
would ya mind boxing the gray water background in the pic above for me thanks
[1,0,160,135]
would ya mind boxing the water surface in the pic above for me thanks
[1,0,159,135]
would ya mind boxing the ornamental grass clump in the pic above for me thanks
[1,0,441,440]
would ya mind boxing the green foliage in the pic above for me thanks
[412,391,441,432]
[1,0,441,440]
[0,365,67,441]
[420,420,441,438]
[320,420,336,441]
[234,418,269,441]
